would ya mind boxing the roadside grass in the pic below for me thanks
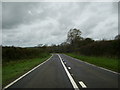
[66,53,119,73]
[2,54,51,87]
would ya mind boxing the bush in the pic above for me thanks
[2,46,49,63]
[79,40,119,58]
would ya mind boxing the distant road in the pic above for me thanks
[4,54,119,89]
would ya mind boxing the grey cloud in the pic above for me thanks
[2,2,118,47]
[2,2,40,29]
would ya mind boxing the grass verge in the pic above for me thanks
[66,53,119,73]
[2,54,51,87]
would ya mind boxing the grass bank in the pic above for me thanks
[66,53,119,73]
[2,54,51,87]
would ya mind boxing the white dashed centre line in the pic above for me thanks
[79,81,87,88]
[58,54,79,90]
[68,67,71,70]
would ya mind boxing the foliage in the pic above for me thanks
[49,28,119,58]
[66,53,119,72]
[66,28,83,44]
[2,46,49,63]
[3,55,51,86]
[79,40,119,58]
[2,28,119,62]
[115,34,120,40]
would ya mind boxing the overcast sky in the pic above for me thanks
[2,2,118,47]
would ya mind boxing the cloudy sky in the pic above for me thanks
[2,2,118,47]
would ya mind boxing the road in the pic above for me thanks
[4,54,119,89]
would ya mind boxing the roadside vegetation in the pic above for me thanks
[66,53,119,72]
[2,47,51,87]
[49,29,119,58]
[48,28,119,72]
[2,46,49,62]
[2,28,119,87]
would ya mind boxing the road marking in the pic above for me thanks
[68,67,71,70]
[64,62,67,64]
[58,54,79,90]
[79,60,119,74]
[66,54,119,75]
[79,81,87,88]
[3,55,53,89]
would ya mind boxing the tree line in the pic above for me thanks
[2,46,49,63]
[48,28,119,58]
[2,28,120,63]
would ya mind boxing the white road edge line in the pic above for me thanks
[79,81,87,88]
[58,54,79,90]
[66,55,119,74]
[3,54,53,89]
[79,59,119,74]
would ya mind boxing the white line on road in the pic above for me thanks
[79,81,87,88]
[66,55,119,74]
[68,67,71,70]
[78,59,119,74]
[58,54,79,90]
[64,62,67,64]
[3,54,53,89]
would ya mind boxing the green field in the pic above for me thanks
[2,54,51,87]
[66,53,119,72]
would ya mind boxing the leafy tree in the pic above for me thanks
[37,44,43,47]
[115,34,120,40]
[85,38,93,41]
[66,28,83,44]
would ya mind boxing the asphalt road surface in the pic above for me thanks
[4,54,119,89]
